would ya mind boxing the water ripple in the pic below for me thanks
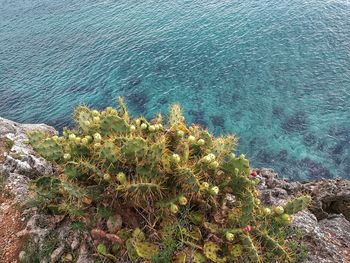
[0,0,349,180]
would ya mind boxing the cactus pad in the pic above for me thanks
[133,241,159,260]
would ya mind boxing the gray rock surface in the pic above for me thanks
[0,117,56,200]
[258,168,350,263]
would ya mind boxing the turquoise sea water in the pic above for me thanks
[0,0,349,180]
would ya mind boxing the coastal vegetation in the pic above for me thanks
[26,98,311,262]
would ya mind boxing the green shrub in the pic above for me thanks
[28,97,310,262]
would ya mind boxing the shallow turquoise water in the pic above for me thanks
[0,0,349,180]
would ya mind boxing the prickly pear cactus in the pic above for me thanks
[133,241,159,260]
[28,99,311,263]
[284,195,312,214]
[203,242,227,263]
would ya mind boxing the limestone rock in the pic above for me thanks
[303,179,350,221]
[0,117,56,199]
[258,168,350,263]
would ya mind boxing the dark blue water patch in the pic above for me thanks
[272,106,285,119]
[344,158,350,175]
[256,150,275,164]
[67,85,96,94]
[328,126,350,141]
[303,133,318,147]
[210,115,225,130]
[127,77,142,87]
[329,142,346,156]
[158,97,169,106]
[281,112,308,133]
[125,90,149,115]
[188,110,207,128]
[276,150,288,162]
[299,158,333,180]
[217,92,241,106]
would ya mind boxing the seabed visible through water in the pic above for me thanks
[0,0,349,180]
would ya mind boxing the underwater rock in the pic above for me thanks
[272,106,284,118]
[329,142,346,155]
[328,126,350,140]
[300,158,332,180]
[210,115,225,129]
[126,91,149,113]
[276,149,288,162]
[158,96,168,105]
[188,110,207,127]
[219,92,240,105]
[257,149,275,163]
[303,133,317,147]
[128,77,142,87]
[281,112,307,132]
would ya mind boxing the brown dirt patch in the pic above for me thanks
[0,195,25,263]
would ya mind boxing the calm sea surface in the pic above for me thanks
[0,0,349,180]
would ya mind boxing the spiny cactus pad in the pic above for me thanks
[203,242,227,263]
[28,98,311,262]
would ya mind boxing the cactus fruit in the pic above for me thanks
[103,173,111,181]
[28,100,311,263]
[188,135,196,144]
[117,172,126,184]
[93,133,102,142]
[225,232,234,241]
[92,110,99,116]
[280,213,292,225]
[274,206,284,215]
[263,207,271,215]
[170,203,179,214]
[197,139,205,145]
[148,125,156,132]
[209,161,219,169]
[178,195,188,206]
[172,153,181,163]
[250,170,257,177]
[135,119,141,126]
[69,133,76,141]
[203,155,212,163]
[177,130,184,137]
[243,225,252,232]
[209,186,219,195]
[201,182,210,190]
